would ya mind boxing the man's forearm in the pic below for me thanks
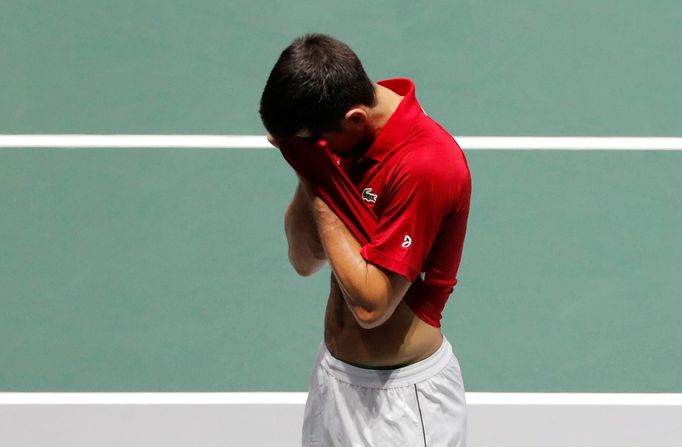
[284,183,326,276]
[310,195,409,328]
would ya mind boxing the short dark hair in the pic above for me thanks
[259,33,376,139]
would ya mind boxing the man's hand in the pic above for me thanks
[307,193,411,329]
[267,133,280,148]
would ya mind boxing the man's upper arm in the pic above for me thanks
[360,151,461,281]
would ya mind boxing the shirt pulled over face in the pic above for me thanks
[277,78,471,328]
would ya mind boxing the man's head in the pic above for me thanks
[259,33,377,157]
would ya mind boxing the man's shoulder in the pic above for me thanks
[382,148,468,206]
[411,112,461,147]
[397,122,469,179]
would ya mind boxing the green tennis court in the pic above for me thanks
[1,0,681,396]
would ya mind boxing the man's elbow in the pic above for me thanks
[352,305,392,330]
[288,250,324,277]
[291,261,318,277]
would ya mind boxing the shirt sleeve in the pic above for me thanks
[360,151,459,281]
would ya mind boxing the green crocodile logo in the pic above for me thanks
[362,188,378,203]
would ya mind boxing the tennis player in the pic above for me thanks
[260,33,471,447]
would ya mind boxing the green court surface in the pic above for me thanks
[1,1,681,392]
[1,0,680,135]
[1,149,680,392]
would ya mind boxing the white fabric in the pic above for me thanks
[302,337,467,447]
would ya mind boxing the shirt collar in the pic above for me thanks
[361,78,423,162]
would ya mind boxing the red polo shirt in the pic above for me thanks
[278,78,471,327]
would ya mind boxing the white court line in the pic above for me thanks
[1,393,681,406]
[0,135,681,150]
[0,393,308,405]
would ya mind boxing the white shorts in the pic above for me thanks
[302,337,467,447]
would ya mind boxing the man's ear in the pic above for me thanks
[343,107,369,127]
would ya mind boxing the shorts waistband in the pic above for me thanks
[318,336,454,389]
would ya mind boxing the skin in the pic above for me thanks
[273,83,442,368]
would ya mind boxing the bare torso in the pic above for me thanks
[324,274,443,368]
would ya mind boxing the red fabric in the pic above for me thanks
[277,78,471,328]
[278,137,376,245]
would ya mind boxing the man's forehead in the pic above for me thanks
[295,127,341,138]
[295,129,314,138]
[293,128,331,149]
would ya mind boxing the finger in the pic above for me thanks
[266,133,279,148]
